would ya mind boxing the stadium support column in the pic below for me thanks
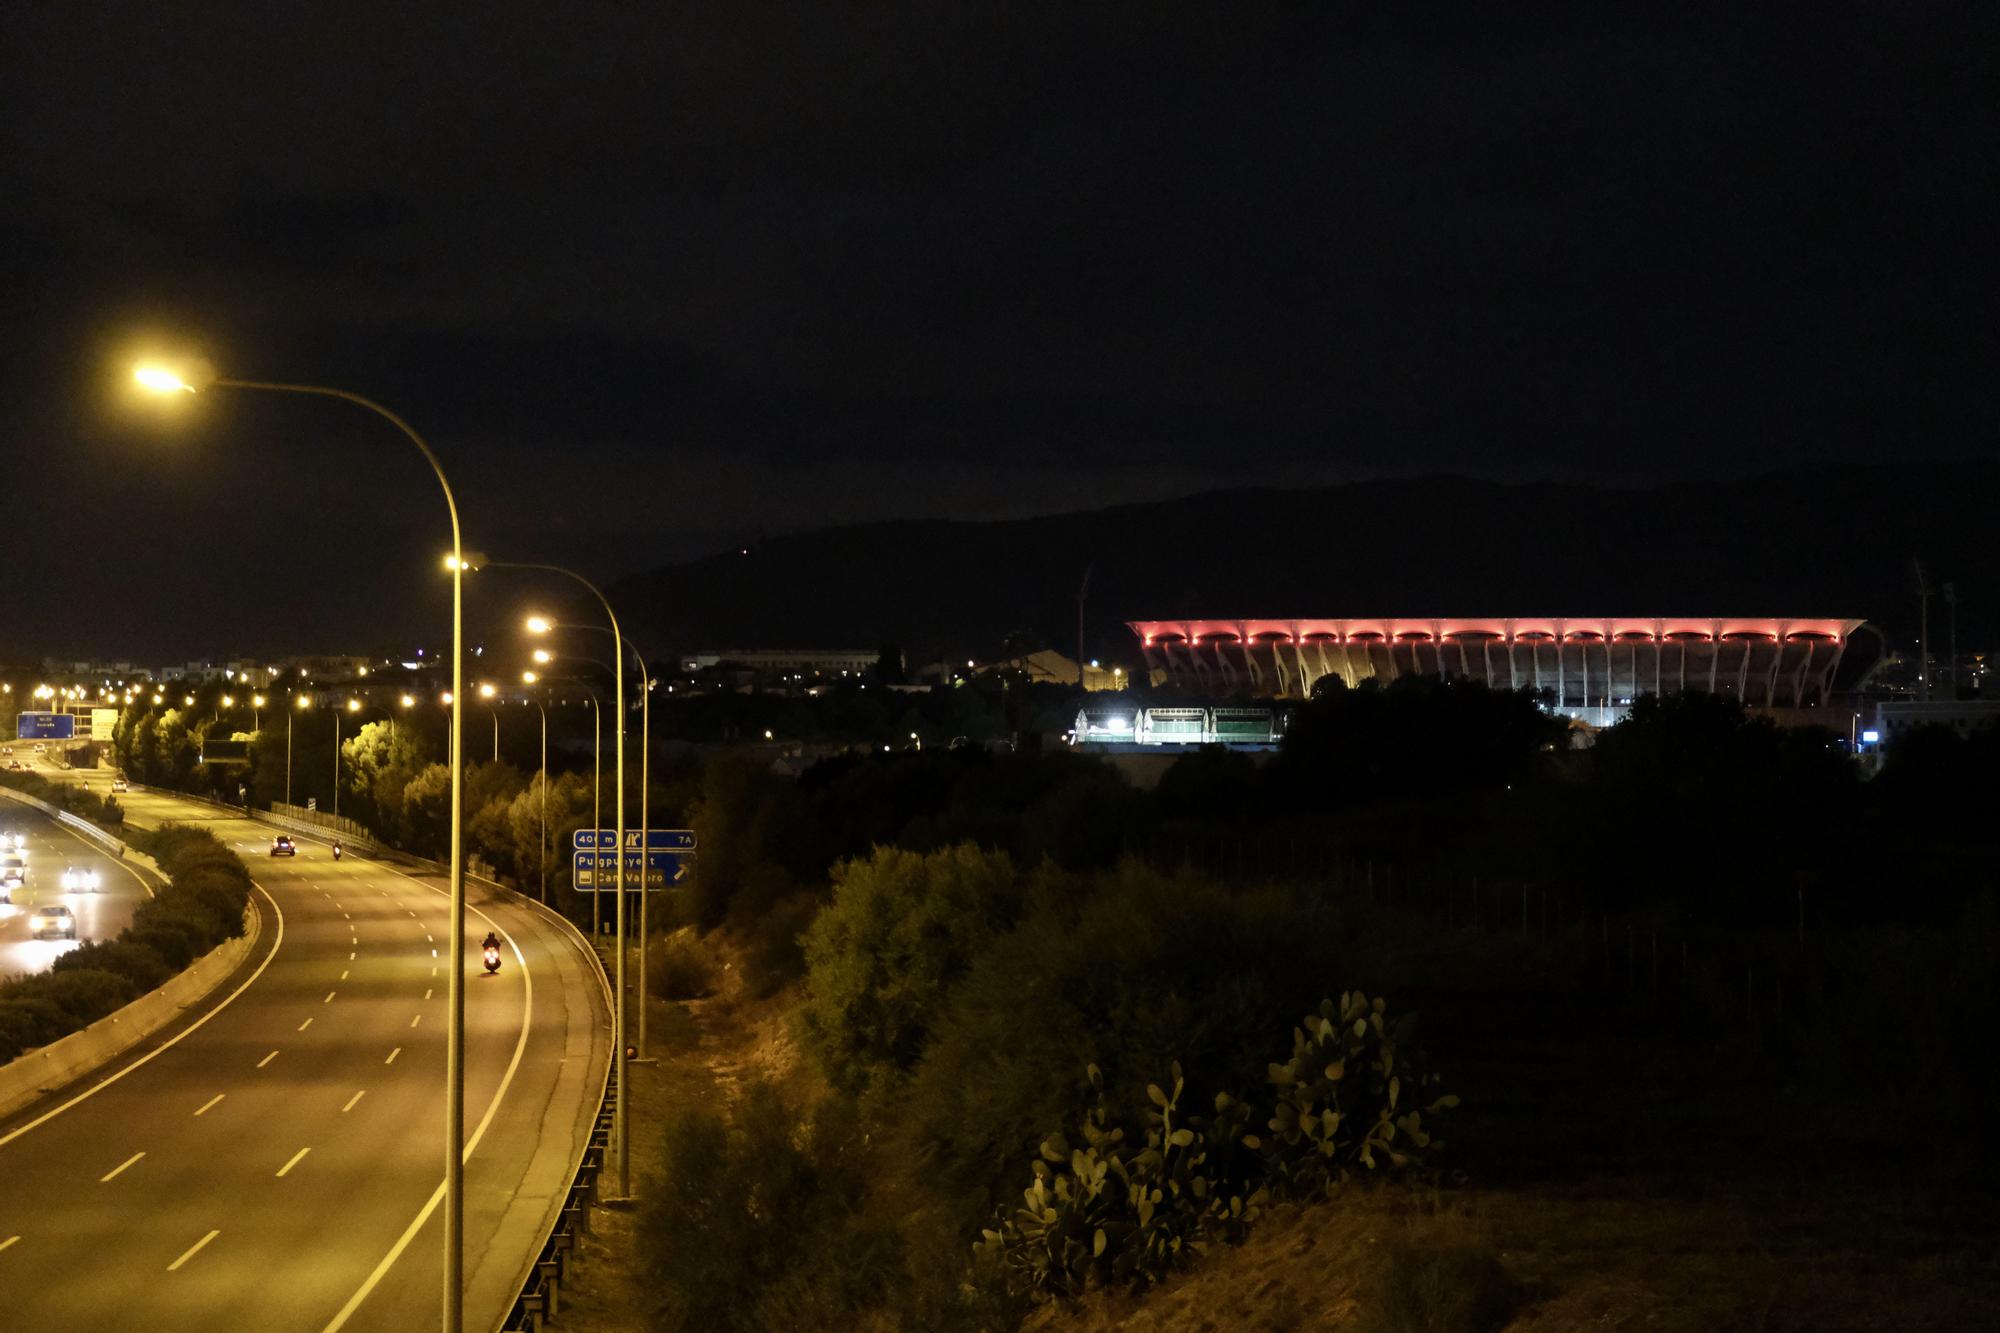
[1707,621,1723,694]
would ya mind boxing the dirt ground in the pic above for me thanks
[555,935,805,1333]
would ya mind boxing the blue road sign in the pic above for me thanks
[16,712,76,740]
[572,848,689,891]
[572,828,696,851]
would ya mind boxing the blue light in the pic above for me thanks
[1860,729,1880,744]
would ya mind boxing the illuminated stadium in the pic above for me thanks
[1128,617,1868,722]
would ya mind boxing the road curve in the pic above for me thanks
[0,778,612,1332]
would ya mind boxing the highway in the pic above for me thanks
[0,795,158,981]
[0,765,612,1331]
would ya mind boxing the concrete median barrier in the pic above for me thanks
[0,902,261,1121]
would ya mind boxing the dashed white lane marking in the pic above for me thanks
[258,1050,280,1069]
[342,1090,366,1113]
[426,933,433,943]
[407,910,417,917]
[194,1094,225,1117]
[101,1152,145,1182]
[324,991,336,1004]
[341,970,350,980]
[350,952,356,960]
[352,936,359,945]
[276,1147,312,1178]
[342,912,349,920]
[385,1047,401,1064]
[431,967,437,977]
[298,1018,314,1032]
[409,1014,422,1028]
[430,948,437,958]
[424,988,433,1000]
[0,1235,19,1254]
[167,1230,220,1271]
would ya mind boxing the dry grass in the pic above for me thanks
[555,930,813,1333]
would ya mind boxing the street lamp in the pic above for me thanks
[251,694,265,732]
[527,615,659,1063]
[477,682,500,762]
[522,672,549,905]
[456,555,633,1197]
[135,358,472,1331]
[289,694,311,807]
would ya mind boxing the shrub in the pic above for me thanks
[652,931,718,1002]
[126,920,201,970]
[1251,993,1457,1196]
[979,996,1456,1308]
[640,1082,901,1333]
[976,1061,1263,1302]
[40,968,136,1026]
[895,866,1343,1233]
[741,892,819,1000]
[52,939,172,992]
[1351,1236,1519,1333]
[799,844,1023,1096]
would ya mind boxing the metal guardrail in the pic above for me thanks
[502,1062,618,1332]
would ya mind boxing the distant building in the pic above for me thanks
[1871,699,2000,742]
[979,650,1127,691]
[682,649,877,675]
[1131,616,1867,724]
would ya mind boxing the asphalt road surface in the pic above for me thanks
[0,768,612,1331]
[0,800,159,981]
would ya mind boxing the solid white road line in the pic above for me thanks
[194,1094,225,1116]
[298,1018,314,1032]
[167,1230,220,1271]
[0,881,285,1154]
[258,1051,279,1068]
[322,899,535,1333]
[276,1147,311,1178]
[342,1090,366,1113]
[385,1047,400,1064]
[100,1151,145,1182]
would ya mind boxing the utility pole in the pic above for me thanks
[1944,581,1958,697]
[1914,559,1933,701]
[1075,563,1094,690]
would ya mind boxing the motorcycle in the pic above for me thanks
[332,842,343,861]
[482,945,502,975]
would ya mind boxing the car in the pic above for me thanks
[29,903,77,940]
[110,778,129,794]
[59,865,101,893]
[0,872,17,904]
[270,836,297,857]
[6,761,21,771]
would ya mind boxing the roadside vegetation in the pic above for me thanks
[0,823,252,1063]
[86,678,2000,1326]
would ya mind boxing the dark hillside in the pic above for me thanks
[610,459,1998,660]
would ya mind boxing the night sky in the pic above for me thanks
[3,4,1995,660]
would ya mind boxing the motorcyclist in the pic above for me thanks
[481,931,501,952]
[332,840,343,861]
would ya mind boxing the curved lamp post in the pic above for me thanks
[136,360,471,1331]
[453,553,632,1200]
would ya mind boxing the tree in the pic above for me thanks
[799,844,1024,1097]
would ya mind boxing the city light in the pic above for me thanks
[479,683,497,699]
[346,699,362,712]
[525,615,552,635]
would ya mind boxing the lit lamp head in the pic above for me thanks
[524,615,553,635]
[221,694,234,707]
[478,683,497,700]
[346,699,361,713]
[295,695,312,710]
[441,549,488,574]
[531,649,552,664]
[132,359,217,395]
[252,695,266,708]
[521,671,538,685]
[400,694,416,709]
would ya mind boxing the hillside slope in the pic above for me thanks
[609,460,1996,660]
